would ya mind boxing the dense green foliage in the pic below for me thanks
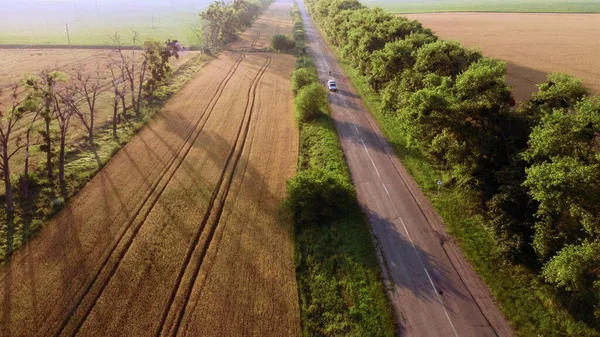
[271,34,296,51]
[286,168,355,225]
[143,39,181,104]
[291,68,318,94]
[294,82,328,122]
[292,2,307,51]
[305,0,600,335]
[286,6,395,335]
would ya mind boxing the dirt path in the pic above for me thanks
[405,12,600,101]
[0,1,300,336]
[298,0,514,336]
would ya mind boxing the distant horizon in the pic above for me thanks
[0,0,215,46]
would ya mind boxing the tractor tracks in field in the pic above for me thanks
[156,55,271,337]
[250,31,261,48]
[47,53,248,337]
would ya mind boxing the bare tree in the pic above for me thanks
[0,84,28,217]
[54,89,76,185]
[108,60,127,138]
[23,71,65,180]
[68,68,102,145]
[19,88,43,198]
[110,31,149,116]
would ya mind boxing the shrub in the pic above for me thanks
[51,197,65,215]
[291,67,317,95]
[295,82,328,122]
[271,34,295,51]
[285,168,356,226]
[294,28,305,41]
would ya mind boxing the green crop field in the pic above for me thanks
[0,0,212,47]
[361,0,600,13]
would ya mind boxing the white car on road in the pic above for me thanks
[327,79,337,92]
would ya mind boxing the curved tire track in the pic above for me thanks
[250,32,261,48]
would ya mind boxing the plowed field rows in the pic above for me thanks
[0,1,300,336]
[405,13,600,101]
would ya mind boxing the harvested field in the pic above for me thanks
[406,13,600,101]
[0,0,301,336]
[365,0,600,14]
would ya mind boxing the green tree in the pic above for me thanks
[369,32,436,91]
[201,0,238,48]
[543,240,600,321]
[413,40,482,79]
[520,73,588,124]
[22,71,66,180]
[295,82,328,122]
[286,168,355,226]
[143,39,180,105]
[396,76,455,150]
[291,67,317,95]
[523,98,600,259]
[543,240,600,295]
[271,34,295,51]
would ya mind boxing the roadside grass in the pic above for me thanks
[330,44,600,337]
[289,7,396,334]
[293,90,396,337]
[361,0,600,13]
[0,53,212,262]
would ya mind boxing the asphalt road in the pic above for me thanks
[297,1,515,336]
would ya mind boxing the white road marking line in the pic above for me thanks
[301,3,461,334]
[382,183,390,196]
[360,138,382,179]
[398,217,460,337]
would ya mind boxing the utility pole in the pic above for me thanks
[66,23,72,49]
[152,14,155,29]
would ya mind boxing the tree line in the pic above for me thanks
[0,37,181,221]
[305,0,600,330]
